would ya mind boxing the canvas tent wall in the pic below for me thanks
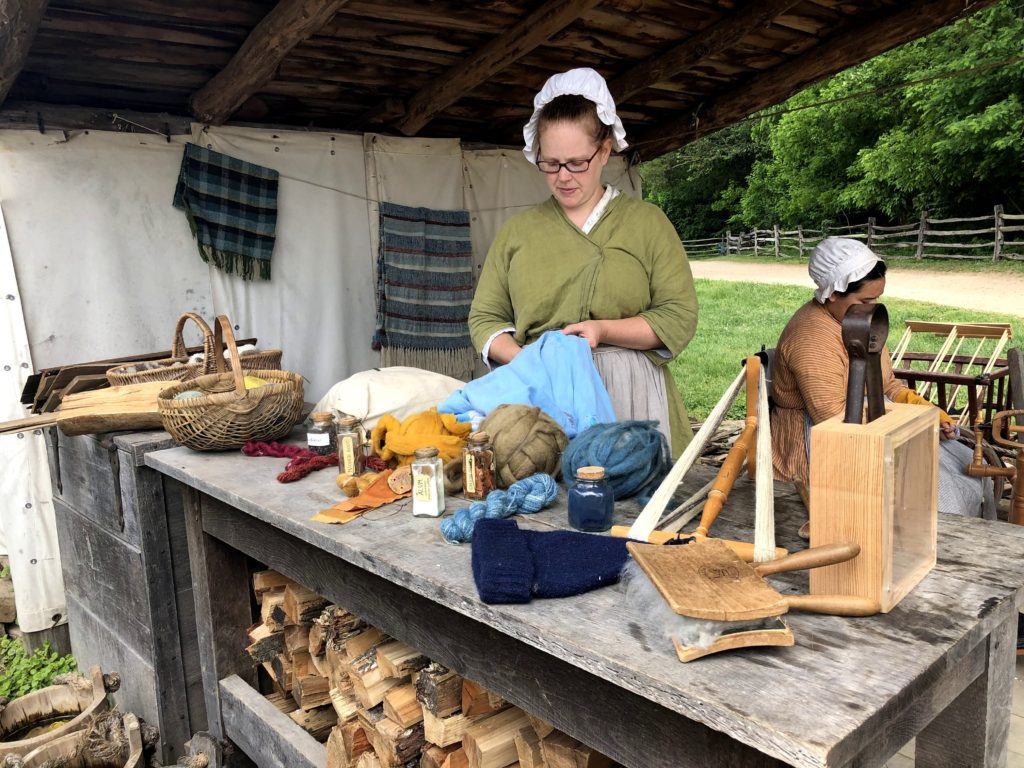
[0,123,640,632]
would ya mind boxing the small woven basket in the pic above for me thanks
[106,312,215,386]
[158,316,304,451]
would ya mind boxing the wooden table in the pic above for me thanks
[146,441,1024,768]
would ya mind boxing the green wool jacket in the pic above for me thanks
[468,193,699,456]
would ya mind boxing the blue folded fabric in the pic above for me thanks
[470,518,631,604]
[438,331,615,438]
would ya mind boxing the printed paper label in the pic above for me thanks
[464,454,476,494]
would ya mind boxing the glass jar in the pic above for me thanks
[306,412,336,456]
[336,415,366,476]
[568,466,614,532]
[411,446,446,517]
[462,431,495,500]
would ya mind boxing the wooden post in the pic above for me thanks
[726,229,732,255]
[797,226,804,259]
[866,217,875,249]
[993,204,1003,262]
[916,210,928,260]
[773,224,780,258]
[753,230,759,258]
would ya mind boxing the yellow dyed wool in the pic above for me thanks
[370,408,471,465]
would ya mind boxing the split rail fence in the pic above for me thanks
[682,205,1024,261]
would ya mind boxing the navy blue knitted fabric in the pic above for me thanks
[471,518,631,604]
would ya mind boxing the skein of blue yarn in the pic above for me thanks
[561,421,670,504]
[440,473,558,543]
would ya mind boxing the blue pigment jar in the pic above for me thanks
[568,466,614,532]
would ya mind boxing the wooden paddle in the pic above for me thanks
[627,538,879,622]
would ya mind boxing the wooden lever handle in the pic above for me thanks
[783,594,880,616]
[753,542,861,576]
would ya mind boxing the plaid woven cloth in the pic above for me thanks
[173,143,279,280]
[372,202,476,379]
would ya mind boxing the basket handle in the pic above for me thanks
[170,312,216,369]
[213,315,247,396]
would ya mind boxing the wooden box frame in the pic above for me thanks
[809,403,938,612]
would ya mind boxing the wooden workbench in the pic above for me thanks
[146,439,1024,768]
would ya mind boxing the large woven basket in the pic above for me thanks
[106,312,214,386]
[158,316,304,451]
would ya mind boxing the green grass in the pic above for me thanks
[690,252,1024,274]
[671,279,1024,420]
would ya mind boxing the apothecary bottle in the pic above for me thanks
[306,411,337,456]
[568,466,614,532]
[411,446,446,517]
[462,431,495,500]
[336,415,366,476]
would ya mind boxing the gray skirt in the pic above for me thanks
[591,346,672,448]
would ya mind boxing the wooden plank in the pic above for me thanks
[0,0,50,107]
[394,0,601,135]
[220,674,326,768]
[190,0,349,124]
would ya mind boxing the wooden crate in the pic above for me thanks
[809,403,938,612]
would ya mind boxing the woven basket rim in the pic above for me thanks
[158,370,303,408]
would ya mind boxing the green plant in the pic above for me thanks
[0,636,78,699]
[0,563,10,580]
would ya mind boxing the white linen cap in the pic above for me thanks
[808,237,883,304]
[522,67,628,164]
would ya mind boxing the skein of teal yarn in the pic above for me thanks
[561,421,670,504]
[440,473,558,543]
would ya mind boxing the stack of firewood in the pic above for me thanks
[246,570,616,767]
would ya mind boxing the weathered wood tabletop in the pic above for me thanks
[147,436,1024,768]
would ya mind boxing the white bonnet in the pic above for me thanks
[808,237,883,303]
[522,67,628,164]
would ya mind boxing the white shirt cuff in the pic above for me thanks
[482,327,516,370]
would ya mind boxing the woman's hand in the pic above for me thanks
[939,421,958,441]
[561,320,604,349]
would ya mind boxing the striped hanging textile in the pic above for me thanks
[173,142,279,280]
[372,202,476,380]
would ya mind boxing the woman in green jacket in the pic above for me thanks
[468,68,699,456]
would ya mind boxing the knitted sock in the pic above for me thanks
[523,528,631,599]
[471,519,534,604]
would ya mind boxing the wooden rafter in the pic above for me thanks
[190,0,348,125]
[394,0,602,136]
[609,0,801,103]
[0,0,50,109]
[631,0,998,159]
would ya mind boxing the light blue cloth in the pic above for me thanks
[438,331,616,438]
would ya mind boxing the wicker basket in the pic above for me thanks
[158,316,304,451]
[106,312,215,386]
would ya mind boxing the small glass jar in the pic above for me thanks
[336,415,366,477]
[462,431,495,500]
[411,446,446,517]
[568,466,614,532]
[306,412,336,456]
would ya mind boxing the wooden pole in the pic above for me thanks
[0,0,50,109]
[753,230,759,258]
[993,204,1003,262]
[916,210,928,260]
[797,226,804,259]
[774,224,780,258]
[866,217,875,249]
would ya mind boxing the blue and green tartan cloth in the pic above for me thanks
[173,143,279,280]
[372,202,475,359]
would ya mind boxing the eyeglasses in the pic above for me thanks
[536,146,601,174]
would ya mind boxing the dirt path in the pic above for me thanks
[690,259,1024,318]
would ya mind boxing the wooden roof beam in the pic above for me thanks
[632,0,998,159]
[0,0,50,109]
[190,0,348,125]
[394,0,602,136]
[609,0,801,103]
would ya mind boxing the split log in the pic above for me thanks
[372,716,425,767]
[377,641,429,678]
[357,703,388,739]
[461,679,505,718]
[245,622,284,663]
[309,618,328,657]
[462,707,531,768]
[326,719,371,768]
[290,650,313,679]
[262,661,287,695]
[283,582,329,626]
[421,744,460,768]
[441,747,469,768]
[264,690,299,715]
[270,653,294,692]
[349,646,406,707]
[252,569,293,603]
[346,626,388,658]
[356,752,383,768]
[383,684,423,728]
[293,673,332,710]
[330,687,360,722]
[329,647,356,695]
[526,714,554,740]
[311,652,330,678]
[514,728,545,768]
[284,623,311,657]
[0,0,50,108]
[261,589,288,630]
[416,664,463,718]
[422,708,488,749]
[289,703,338,742]
[539,732,611,768]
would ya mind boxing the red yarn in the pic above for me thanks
[242,441,309,458]
[366,455,389,472]
[243,440,339,483]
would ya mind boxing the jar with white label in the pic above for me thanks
[411,446,446,517]
[306,412,336,456]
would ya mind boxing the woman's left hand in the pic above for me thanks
[939,421,959,441]
[562,320,604,349]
